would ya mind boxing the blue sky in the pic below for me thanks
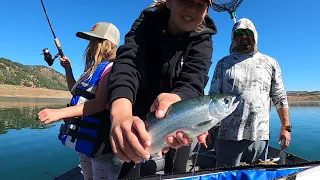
[0,0,319,92]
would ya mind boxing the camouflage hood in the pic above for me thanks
[229,18,258,55]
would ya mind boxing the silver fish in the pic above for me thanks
[145,94,239,157]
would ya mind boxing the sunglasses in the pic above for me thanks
[234,29,253,37]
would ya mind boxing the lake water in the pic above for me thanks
[0,97,319,180]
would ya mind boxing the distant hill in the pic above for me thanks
[0,57,68,91]
[287,91,320,97]
[286,91,320,101]
[0,57,318,99]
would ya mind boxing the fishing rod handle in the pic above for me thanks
[54,38,64,57]
[54,37,74,79]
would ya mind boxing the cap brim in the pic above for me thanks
[76,31,105,40]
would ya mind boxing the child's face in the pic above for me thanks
[167,0,209,34]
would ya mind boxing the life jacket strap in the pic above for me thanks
[73,88,96,100]
[58,124,97,143]
[63,117,102,130]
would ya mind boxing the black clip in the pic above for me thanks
[59,124,69,134]
[64,117,78,125]
[58,124,68,140]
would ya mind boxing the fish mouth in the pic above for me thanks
[210,95,239,118]
[227,96,239,114]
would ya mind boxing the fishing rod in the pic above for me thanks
[40,0,74,80]
[40,0,64,66]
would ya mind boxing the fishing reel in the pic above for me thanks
[41,48,59,66]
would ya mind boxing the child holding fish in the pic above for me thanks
[107,0,217,178]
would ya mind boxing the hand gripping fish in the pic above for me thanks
[144,94,239,158]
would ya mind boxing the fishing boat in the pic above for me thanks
[53,127,318,180]
[54,145,320,180]
[54,145,314,180]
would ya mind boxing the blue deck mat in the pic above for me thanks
[174,167,306,180]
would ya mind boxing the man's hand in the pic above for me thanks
[150,93,209,151]
[278,129,291,150]
[276,107,291,150]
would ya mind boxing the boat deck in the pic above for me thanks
[53,146,309,180]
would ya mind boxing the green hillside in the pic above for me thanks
[0,57,68,91]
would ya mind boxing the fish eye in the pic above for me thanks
[224,98,230,104]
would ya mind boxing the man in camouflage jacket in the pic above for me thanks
[209,18,292,167]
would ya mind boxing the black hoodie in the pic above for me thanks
[108,8,218,119]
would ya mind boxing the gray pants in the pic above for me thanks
[215,139,268,168]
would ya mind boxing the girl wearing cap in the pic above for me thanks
[38,22,122,180]
[107,0,217,178]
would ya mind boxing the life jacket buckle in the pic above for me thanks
[58,124,69,140]
[63,117,79,125]
[59,124,69,134]
[58,124,77,142]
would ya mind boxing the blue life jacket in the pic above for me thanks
[58,61,113,158]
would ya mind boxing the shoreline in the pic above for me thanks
[0,84,72,99]
[1,95,319,101]
[0,84,319,101]
[287,97,320,101]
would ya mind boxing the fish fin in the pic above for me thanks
[188,137,210,157]
[192,120,213,129]
[189,137,198,157]
[228,100,240,115]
